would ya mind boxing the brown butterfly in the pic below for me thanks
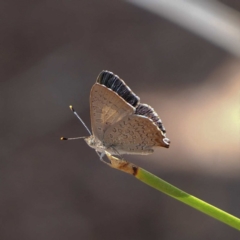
[62,71,170,159]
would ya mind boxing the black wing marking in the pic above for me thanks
[97,70,140,107]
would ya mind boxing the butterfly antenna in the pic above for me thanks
[60,137,86,141]
[62,105,110,166]
[69,105,92,135]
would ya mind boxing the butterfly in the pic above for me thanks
[62,70,170,159]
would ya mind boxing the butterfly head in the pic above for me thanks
[84,135,95,147]
[85,135,106,153]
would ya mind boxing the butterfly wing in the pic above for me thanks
[90,83,135,141]
[103,114,170,155]
[90,70,170,154]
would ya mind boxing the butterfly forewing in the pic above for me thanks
[90,83,134,141]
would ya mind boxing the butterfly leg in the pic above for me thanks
[95,149,125,168]
[94,150,112,166]
[110,146,124,160]
[100,151,105,160]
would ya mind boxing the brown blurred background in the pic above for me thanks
[1,0,240,239]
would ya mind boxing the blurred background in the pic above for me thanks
[1,0,240,239]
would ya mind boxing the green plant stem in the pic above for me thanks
[136,167,240,231]
[106,152,240,230]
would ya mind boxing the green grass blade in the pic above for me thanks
[105,153,240,231]
[136,167,240,231]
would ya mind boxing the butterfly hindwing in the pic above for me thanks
[103,115,169,155]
